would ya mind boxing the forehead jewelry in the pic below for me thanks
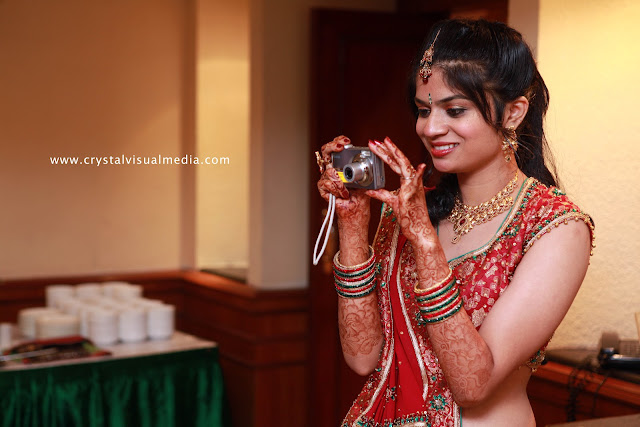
[419,29,441,81]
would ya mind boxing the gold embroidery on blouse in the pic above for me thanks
[448,178,534,269]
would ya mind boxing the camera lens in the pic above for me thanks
[344,162,369,184]
[344,168,354,181]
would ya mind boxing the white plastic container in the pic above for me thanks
[18,307,60,338]
[75,283,103,300]
[147,304,175,340]
[35,313,80,339]
[88,308,118,346]
[118,306,147,342]
[45,284,75,308]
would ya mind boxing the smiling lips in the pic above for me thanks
[430,142,458,158]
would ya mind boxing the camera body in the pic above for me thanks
[331,145,385,190]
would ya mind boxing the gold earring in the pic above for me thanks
[502,126,518,162]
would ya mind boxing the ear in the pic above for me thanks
[502,96,529,129]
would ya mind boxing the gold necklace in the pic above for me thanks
[447,172,519,244]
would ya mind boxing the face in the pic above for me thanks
[415,68,504,176]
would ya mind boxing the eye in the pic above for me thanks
[417,108,430,118]
[447,107,466,117]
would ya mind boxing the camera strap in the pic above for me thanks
[312,194,336,266]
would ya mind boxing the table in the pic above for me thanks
[528,350,640,426]
[0,332,225,427]
[548,413,640,426]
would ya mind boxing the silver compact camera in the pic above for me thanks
[331,145,385,190]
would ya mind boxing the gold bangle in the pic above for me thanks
[333,246,375,271]
[414,268,453,295]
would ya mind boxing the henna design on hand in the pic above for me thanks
[318,167,350,200]
[367,137,450,286]
[316,136,372,262]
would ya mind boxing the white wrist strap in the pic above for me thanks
[312,194,336,266]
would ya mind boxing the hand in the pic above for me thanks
[365,137,435,246]
[316,135,370,224]
[367,137,449,285]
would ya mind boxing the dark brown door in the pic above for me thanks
[308,9,445,426]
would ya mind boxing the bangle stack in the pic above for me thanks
[414,268,463,324]
[333,247,377,298]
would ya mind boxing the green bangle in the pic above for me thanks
[335,283,377,299]
[334,274,376,289]
[333,262,376,279]
[415,278,456,302]
[422,300,463,324]
[418,290,460,314]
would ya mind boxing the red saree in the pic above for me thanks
[341,178,595,427]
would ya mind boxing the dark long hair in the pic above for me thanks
[408,19,558,224]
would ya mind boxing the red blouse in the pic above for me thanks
[341,178,595,427]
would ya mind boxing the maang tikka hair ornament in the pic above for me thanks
[419,29,441,81]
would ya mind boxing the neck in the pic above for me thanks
[457,164,520,206]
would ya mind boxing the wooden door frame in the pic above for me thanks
[307,9,446,426]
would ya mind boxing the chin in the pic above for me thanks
[431,160,458,175]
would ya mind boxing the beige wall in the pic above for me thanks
[196,0,249,270]
[0,0,186,278]
[533,0,640,348]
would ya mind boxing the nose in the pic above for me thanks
[417,114,447,140]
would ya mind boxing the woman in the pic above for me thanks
[316,20,595,426]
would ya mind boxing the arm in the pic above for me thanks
[317,136,383,376]
[335,196,384,376]
[425,220,591,406]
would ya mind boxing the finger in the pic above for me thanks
[318,168,349,199]
[320,135,350,164]
[382,137,416,180]
[369,140,404,176]
[400,163,428,187]
[365,188,396,206]
[318,180,349,201]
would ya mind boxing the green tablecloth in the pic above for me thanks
[0,347,225,427]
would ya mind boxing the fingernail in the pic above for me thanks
[343,137,350,143]
[373,140,383,145]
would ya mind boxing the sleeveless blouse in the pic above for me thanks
[342,178,595,427]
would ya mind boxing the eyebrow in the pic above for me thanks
[415,94,469,105]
